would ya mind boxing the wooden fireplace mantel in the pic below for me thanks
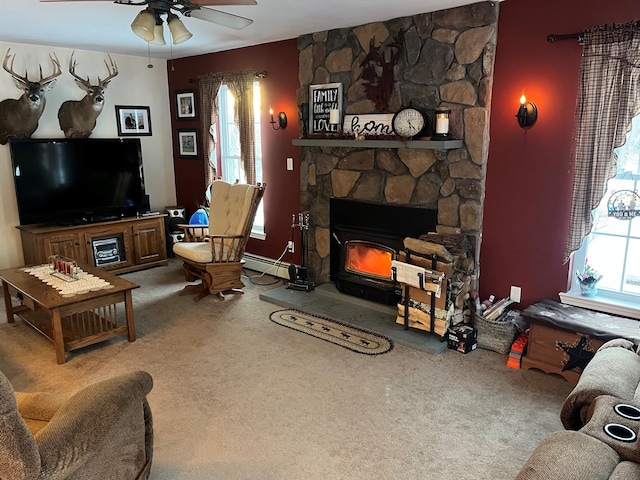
[292,138,464,149]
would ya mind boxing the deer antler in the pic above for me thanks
[98,54,118,86]
[2,49,29,84]
[38,52,62,83]
[68,51,92,88]
[68,51,118,88]
[386,34,404,64]
[3,49,61,85]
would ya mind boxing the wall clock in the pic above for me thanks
[392,107,426,138]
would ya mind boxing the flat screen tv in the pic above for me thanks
[9,138,150,226]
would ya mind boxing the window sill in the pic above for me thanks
[559,290,640,320]
[250,231,266,241]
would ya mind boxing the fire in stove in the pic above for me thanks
[344,241,393,280]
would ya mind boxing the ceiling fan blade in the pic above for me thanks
[187,7,253,30]
[189,0,256,5]
[39,0,256,3]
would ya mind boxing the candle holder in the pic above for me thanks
[329,108,341,133]
[48,255,79,282]
[431,106,451,140]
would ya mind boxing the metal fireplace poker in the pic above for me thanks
[287,212,315,292]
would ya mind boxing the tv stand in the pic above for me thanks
[17,215,168,274]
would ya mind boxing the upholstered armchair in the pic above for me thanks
[173,180,265,301]
[0,369,154,480]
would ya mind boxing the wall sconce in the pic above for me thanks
[269,106,287,130]
[431,106,451,140]
[516,93,538,128]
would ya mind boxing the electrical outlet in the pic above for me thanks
[287,241,295,253]
[510,285,522,303]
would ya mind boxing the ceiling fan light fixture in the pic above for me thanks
[131,9,156,42]
[150,23,166,46]
[167,14,193,45]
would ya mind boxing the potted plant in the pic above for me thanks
[576,259,602,296]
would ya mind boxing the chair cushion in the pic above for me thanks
[173,242,212,263]
[209,181,257,236]
[515,430,622,479]
[0,371,41,480]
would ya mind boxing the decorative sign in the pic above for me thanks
[607,190,640,220]
[343,114,394,136]
[309,83,342,134]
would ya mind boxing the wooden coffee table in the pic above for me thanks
[0,264,139,364]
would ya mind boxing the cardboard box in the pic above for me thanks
[447,324,477,354]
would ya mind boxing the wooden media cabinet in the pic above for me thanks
[17,215,168,274]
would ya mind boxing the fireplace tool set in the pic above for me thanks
[287,212,315,292]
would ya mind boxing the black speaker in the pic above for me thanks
[164,206,186,233]
[166,232,185,257]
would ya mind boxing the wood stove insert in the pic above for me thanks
[330,198,437,305]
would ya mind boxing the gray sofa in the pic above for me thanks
[516,338,640,479]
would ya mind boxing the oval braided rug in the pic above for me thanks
[269,309,393,355]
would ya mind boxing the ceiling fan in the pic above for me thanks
[40,0,256,45]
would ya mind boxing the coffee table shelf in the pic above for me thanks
[18,308,127,352]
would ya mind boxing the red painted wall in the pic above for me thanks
[482,0,638,307]
[167,1,638,301]
[167,40,301,262]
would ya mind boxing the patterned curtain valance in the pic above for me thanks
[564,20,640,263]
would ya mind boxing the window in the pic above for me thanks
[569,114,640,305]
[215,82,265,238]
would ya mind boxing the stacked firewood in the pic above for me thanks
[395,234,476,337]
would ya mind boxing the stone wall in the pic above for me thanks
[297,1,499,284]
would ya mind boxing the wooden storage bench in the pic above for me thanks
[521,299,640,384]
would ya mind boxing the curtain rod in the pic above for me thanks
[547,32,584,43]
[188,71,267,84]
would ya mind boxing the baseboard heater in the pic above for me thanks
[242,253,291,280]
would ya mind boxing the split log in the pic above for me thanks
[398,251,453,277]
[418,232,475,258]
[403,237,453,263]
[396,303,454,336]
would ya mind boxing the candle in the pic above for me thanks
[435,116,449,134]
[329,108,340,125]
[434,106,451,137]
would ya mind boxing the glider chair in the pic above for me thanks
[173,180,265,301]
[0,369,154,480]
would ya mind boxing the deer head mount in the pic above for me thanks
[0,49,61,145]
[58,52,119,138]
[360,32,404,112]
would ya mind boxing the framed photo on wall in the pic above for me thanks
[177,130,199,158]
[115,106,152,136]
[175,89,197,119]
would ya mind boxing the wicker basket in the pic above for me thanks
[473,311,518,354]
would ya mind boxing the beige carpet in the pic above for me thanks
[0,259,573,479]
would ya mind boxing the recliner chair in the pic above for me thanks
[516,339,640,479]
[0,370,154,480]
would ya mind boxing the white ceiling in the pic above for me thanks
[2,0,486,60]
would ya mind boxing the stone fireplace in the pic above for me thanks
[296,2,498,292]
